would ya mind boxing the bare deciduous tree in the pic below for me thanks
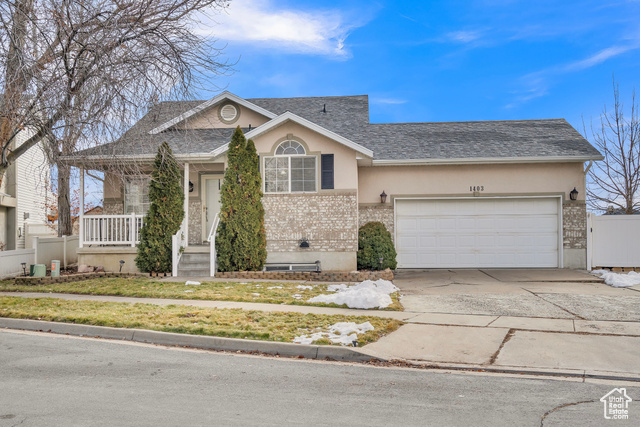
[0,0,231,235]
[585,80,639,214]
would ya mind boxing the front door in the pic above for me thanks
[202,176,222,242]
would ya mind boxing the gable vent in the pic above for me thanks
[220,104,238,122]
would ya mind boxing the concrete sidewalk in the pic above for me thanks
[3,284,640,380]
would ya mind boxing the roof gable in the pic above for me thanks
[148,91,277,135]
[210,111,374,159]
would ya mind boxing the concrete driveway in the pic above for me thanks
[360,269,640,376]
[394,268,640,322]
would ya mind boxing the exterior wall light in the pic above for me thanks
[380,190,387,204]
[569,187,579,201]
[299,238,310,248]
[189,181,194,193]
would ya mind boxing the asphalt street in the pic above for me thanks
[1,329,638,426]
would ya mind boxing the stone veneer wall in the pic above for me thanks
[358,204,394,241]
[563,202,587,249]
[103,201,123,215]
[188,200,202,244]
[262,191,358,252]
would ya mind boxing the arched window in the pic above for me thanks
[275,140,306,155]
[264,140,316,193]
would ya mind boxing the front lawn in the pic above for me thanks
[0,277,403,310]
[0,296,401,346]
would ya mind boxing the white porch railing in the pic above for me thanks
[207,213,220,277]
[172,220,187,277]
[81,214,144,247]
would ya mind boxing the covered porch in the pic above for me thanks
[76,160,225,276]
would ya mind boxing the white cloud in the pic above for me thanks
[446,30,483,44]
[373,98,407,105]
[564,45,637,71]
[507,42,640,108]
[199,0,369,57]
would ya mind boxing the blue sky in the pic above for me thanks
[200,0,640,129]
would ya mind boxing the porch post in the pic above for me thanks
[79,167,84,248]
[183,162,189,247]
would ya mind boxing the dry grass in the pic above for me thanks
[0,277,403,311]
[0,296,401,345]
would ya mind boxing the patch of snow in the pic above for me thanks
[252,293,260,296]
[294,321,375,346]
[292,294,303,299]
[185,281,201,286]
[308,279,399,309]
[267,286,283,289]
[184,290,194,293]
[592,270,640,288]
[296,285,313,290]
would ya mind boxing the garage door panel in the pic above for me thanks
[396,198,559,268]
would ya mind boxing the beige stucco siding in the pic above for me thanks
[178,103,270,130]
[252,121,359,190]
[358,162,585,203]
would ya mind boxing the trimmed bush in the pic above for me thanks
[215,127,267,272]
[135,142,184,273]
[357,222,397,270]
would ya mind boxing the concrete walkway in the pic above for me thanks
[2,268,640,380]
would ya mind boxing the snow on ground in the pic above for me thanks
[184,281,201,286]
[592,270,640,288]
[267,286,283,289]
[296,285,313,290]
[308,279,399,309]
[294,321,374,345]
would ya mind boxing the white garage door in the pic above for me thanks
[396,198,560,268]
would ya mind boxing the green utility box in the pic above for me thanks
[30,264,46,277]
[51,260,61,277]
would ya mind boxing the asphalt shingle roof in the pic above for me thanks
[74,94,602,161]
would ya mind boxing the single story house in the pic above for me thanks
[66,92,603,274]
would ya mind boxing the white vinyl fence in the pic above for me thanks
[24,223,57,248]
[0,249,35,279]
[588,213,640,269]
[0,235,79,279]
[33,235,79,268]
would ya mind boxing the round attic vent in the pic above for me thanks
[220,104,238,122]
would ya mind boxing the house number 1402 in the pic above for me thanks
[470,186,484,192]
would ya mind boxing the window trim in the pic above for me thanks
[263,140,318,194]
[124,176,151,214]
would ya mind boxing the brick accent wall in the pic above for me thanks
[262,192,358,252]
[188,200,202,244]
[359,204,394,240]
[563,202,587,249]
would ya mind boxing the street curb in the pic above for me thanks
[403,361,640,383]
[0,318,381,362]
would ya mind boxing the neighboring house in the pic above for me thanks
[0,127,50,250]
[67,92,602,273]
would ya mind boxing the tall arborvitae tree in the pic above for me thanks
[136,142,184,273]
[216,127,267,272]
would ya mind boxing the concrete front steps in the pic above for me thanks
[177,246,211,277]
